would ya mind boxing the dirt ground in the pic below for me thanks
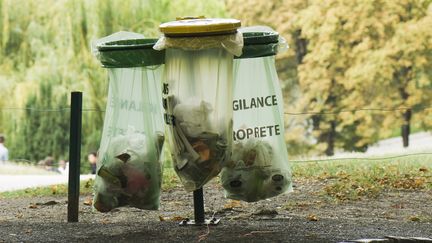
[1,178,431,242]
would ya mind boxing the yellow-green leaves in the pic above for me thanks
[228,0,432,156]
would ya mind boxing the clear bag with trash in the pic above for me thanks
[155,17,243,191]
[221,27,293,202]
[92,32,165,212]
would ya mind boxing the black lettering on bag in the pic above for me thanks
[164,113,176,125]
[163,83,169,95]
[162,98,168,110]
[233,100,239,111]
[233,124,282,141]
[275,124,280,135]
[232,95,278,111]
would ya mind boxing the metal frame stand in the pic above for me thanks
[67,91,82,222]
[179,188,220,226]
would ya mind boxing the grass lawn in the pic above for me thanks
[1,154,431,201]
[292,153,432,200]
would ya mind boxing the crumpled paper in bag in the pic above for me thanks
[173,99,213,138]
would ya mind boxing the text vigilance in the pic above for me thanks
[233,95,278,111]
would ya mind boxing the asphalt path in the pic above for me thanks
[0,174,95,192]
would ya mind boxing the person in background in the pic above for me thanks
[0,134,9,163]
[43,156,60,173]
[58,159,69,175]
[88,151,98,174]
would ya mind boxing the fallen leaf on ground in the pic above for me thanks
[101,219,110,224]
[159,215,186,221]
[83,198,92,206]
[419,167,428,172]
[409,215,420,222]
[223,200,242,209]
[51,185,58,194]
[171,216,186,221]
[308,214,319,221]
[28,204,38,209]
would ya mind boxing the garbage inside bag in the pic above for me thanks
[164,96,228,191]
[221,139,291,202]
[161,43,234,191]
[173,99,212,138]
[93,132,164,212]
[93,34,165,212]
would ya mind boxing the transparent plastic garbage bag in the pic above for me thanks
[221,30,292,202]
[157,19,243,192]
[93,35,165,212]
[162,48,234,192]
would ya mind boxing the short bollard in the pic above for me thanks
[67,91,82,223]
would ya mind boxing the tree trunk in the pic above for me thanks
[325,120,336,156]
[293,29,308,64]
[401,109,411,147]
[395,67,412,148]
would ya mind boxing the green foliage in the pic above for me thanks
[0,0,227,168]
[10,81,70,162]
[227,0,432,156]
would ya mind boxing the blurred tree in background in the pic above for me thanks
[0,0,226,170]
[11,81,69,162]
[227,0,432,156]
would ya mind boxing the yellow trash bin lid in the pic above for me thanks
[159,17,241,37]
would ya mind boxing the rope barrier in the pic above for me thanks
[290,152,432,163]
[1,104,431,115]
[283,105,432,116]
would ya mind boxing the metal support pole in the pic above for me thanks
[193,188,205,224]
[68,91,82,223]
[179,187,220,226]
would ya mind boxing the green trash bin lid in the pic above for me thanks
[236,32,279,59]
[96,39,165,68]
